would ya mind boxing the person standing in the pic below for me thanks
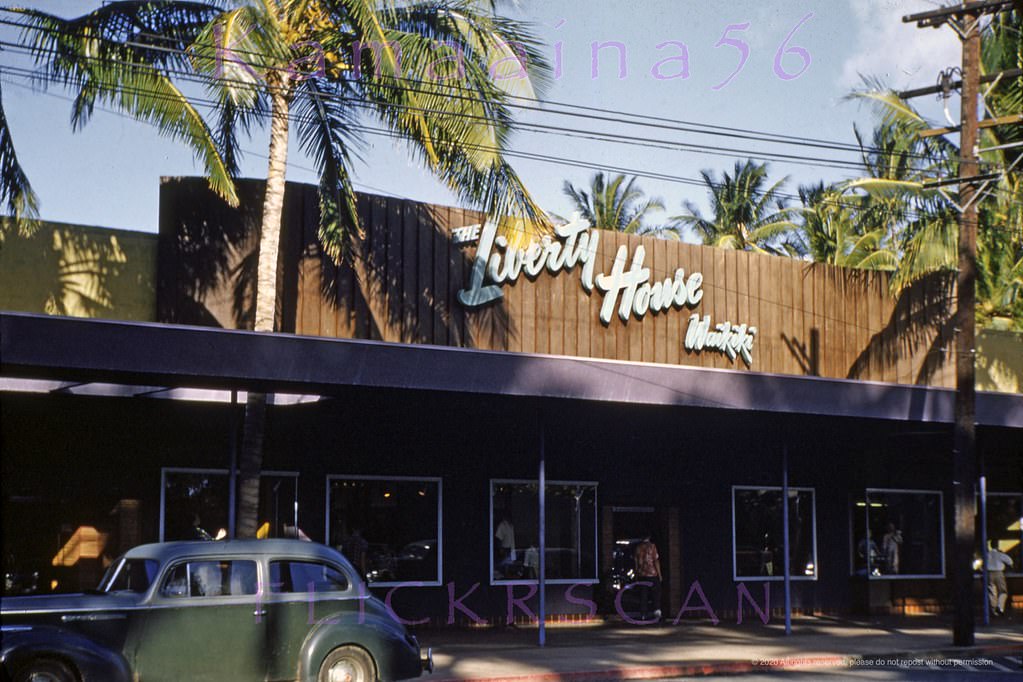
[987,540,1014,616]
[633,535,662,621]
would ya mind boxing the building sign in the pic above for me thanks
[456,217,757,366]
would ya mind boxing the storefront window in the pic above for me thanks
[976,492,1022,575]
[326,477,441,586]
[160,468,299,541]
[490,480,598,584]
[161,469,230,541]
[732,487,817,580]
[851,489,944,578]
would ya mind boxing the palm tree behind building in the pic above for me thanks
[672,159,799,255]
[561,172,666,234]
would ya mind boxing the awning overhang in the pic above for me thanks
[2,312,1021,428]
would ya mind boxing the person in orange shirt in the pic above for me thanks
[633,534,662,621]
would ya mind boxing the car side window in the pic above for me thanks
[160,560,258,597]
[269,561,349,594]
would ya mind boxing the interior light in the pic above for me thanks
[418,489,426,496]
[383,491,392,499]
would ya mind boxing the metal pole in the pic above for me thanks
[782,445,792,636]
[952,11,981,647]
[538,417,546,648]
[228,389,239,539]
[980,476,989,625]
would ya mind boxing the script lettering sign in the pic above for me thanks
[456,217,757,366]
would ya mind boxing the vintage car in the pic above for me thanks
[0,539,432,682]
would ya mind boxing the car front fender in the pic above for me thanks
[0,625,132,682]
[298,611,422,682]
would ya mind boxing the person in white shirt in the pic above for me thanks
[986,540,1014,616]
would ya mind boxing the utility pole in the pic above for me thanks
[953,8,980,647]
[902,0,1018,647]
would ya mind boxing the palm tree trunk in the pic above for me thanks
[237,73,292,539]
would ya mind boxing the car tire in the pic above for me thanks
[318,646,377,682]
[13,659,77,682]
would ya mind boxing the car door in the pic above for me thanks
[133,557,266,681]
[264,558,358,682]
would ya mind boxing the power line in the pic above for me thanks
[10,56,1020,240]
[0,38,884,173]
[1,67,954,226]
[0,12,943,162]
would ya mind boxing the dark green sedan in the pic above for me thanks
[0,539,432,682]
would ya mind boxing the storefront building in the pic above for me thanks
[2,179,1021,623]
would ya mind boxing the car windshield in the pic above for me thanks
[99,557,161,593]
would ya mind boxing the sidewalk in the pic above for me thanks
[416,616,1023,681]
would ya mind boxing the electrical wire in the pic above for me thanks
[0,11,945,162]
[0,67,952,226]
[0,38,884,174]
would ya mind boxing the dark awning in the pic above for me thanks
[2,312,1021,427]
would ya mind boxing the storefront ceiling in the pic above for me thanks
[2,312,1021,428]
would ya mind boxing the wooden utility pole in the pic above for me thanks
[903,0,1017,646]
[953,9,981,647]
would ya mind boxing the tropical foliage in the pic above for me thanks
[795,181,897,270]
[845,11,1023,330]
[1,0,551,534]
[561,172,671,236]
[671,160,799,255]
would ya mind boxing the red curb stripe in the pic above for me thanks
[429,643,1023,682]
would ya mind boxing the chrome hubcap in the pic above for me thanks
[327,660,359,682]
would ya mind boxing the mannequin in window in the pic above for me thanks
[882,523,903,574]
[495,514,517,576]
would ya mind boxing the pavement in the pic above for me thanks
[415,615,1023,681]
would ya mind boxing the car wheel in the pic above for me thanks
[318,646,376,682]
[14,659,77,682]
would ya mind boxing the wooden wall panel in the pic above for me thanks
[161,181,955,388]
[744,253,761,373]
[652,238,667,365]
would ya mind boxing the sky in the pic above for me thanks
[0,1,962,235]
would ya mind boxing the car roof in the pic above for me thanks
[122,539,347,565]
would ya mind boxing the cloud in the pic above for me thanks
[841,0,961,90]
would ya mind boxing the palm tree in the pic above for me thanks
[0,83,38,237]
[796,181,897,270]
[561,172,664,233]
[4,0,551,536]
[847,10,1023,328]
[671,159,799,255]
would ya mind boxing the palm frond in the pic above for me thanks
[13,4,239,206]
[0,83,39,228]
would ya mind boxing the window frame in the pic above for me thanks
[268,559,351,595]
[848,487,947,580]
[324,474,443,587]
[977,490,1023,577]
[158,467,299,542]
[730,485,819,582]
[157,557,262,600]
[489,478,600,587]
